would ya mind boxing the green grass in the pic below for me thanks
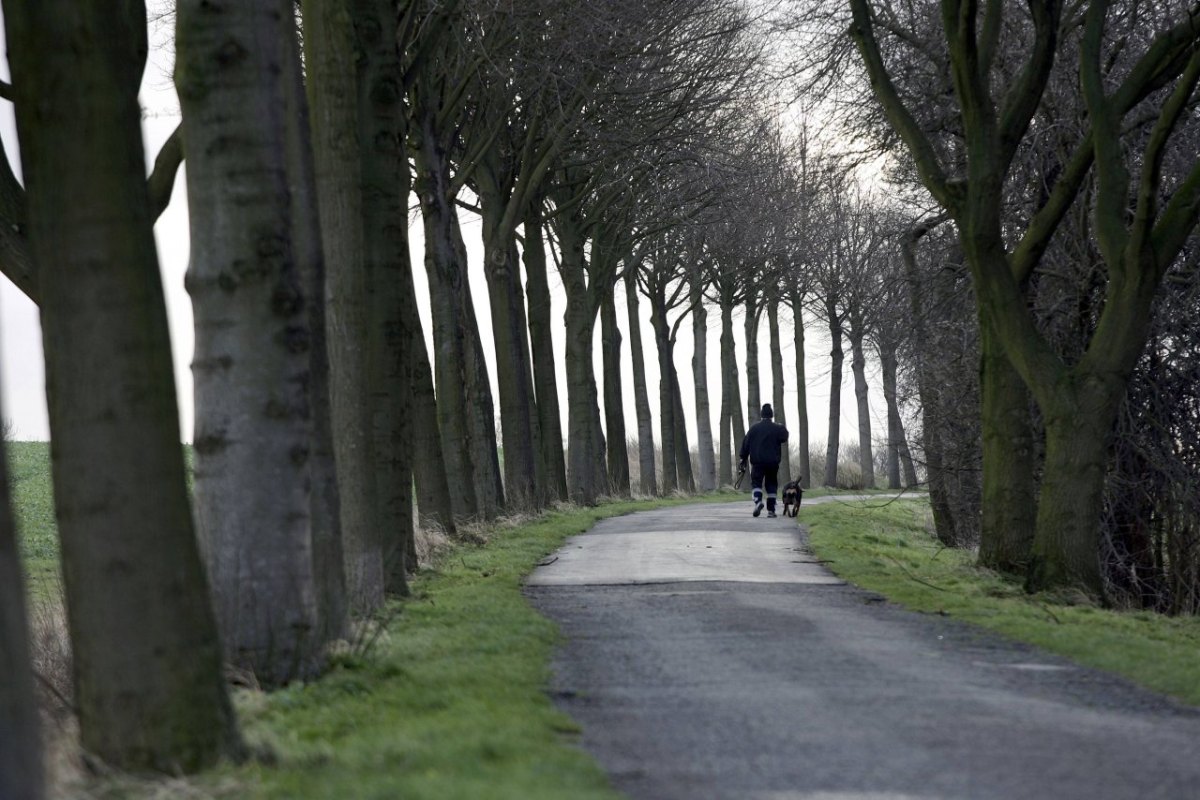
[213,495,745,800]
[801,498,1200,706]
[7,441,59,600]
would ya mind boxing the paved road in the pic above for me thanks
[526,500,1200,800]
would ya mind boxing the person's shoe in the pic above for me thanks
[767,510,777,518]
[753,500,764,517]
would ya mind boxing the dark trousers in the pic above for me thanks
[750,463,779,512]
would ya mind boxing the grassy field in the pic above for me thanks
[9,441,59,601]
[800,498,1200,706]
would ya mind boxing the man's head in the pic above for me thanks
[761,403,773,419]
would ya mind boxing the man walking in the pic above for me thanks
[739,403,789,518]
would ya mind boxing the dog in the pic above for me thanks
[780,481,803,517]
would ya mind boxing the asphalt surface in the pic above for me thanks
[525,499,1200,800]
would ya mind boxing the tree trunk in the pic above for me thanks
[977,320,1037,572]
[879,343,903,490]
[849,316,876,488]
[411,106,504,518]
[651,295,678,493]
[718,299,737,486]
[409,305,457,537]
[524,207,569,502]
[564,296,606,504]
[902,223,968,546]
[0,422,41,798]
[625,267,657,494]
[179,0,323,685]
[691,268,717,491]
[478,175,540,510]
[601,289,631,495]
[824,305,844,487]
[790,294,811,488]
[671,362,696,493]
[744,293,762,423]
[1027,396,1113,596]
[285,11,347,639]
[768,297,792,484]
[353,0,415,595]
[302,0,382,610]
[10,0,240,768]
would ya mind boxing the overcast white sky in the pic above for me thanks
[0,10,883,462]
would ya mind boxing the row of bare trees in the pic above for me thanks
[1,0,919,794]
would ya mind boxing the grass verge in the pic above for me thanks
[800,497,1200,706]
[190,493,742,800]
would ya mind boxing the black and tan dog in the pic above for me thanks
[780,481,803,517]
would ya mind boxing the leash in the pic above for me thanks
[733,463,746,490]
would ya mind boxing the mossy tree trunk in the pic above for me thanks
[8,0,240,768]
[977,319,1036,572]
[851,0,1200,595]
[178,0,322,683]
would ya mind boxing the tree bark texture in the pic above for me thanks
[352,0,414,595]
[744,293,762,424]
[557,212,609,503]
[789,293,811,488]
[690,267,717,491]
[178,0,322,685]
[977,320,1037,572]
[651,293,678,494]
[671,362,696,493]
[625,267,658,494]
[478,173,541,510]
[412,106,504,518]
[285,11,347,640]
[601,289,632,495]
[0,424,42,798]
[824,303,844,487]
[717,300,737,486]
[409,293,457,536]
[879,344,904,490]
[849,315,876,488]
[9,0,240,769]
[524,208,569,502]
[768,297,792,484]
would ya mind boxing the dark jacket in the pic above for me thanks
[739,419,789,466]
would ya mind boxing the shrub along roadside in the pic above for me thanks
[801,498,1200,706]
